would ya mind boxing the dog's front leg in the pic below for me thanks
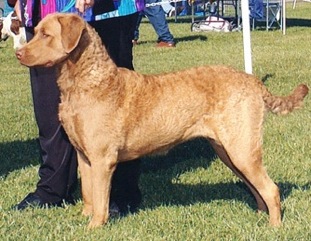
[88,151,118,229]
[77,151,93,216]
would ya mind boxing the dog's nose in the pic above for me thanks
[15,49,23,60]
[0,34,9,42]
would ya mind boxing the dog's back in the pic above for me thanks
[103,64,308,161]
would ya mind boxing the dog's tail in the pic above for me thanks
[263,84,309,115]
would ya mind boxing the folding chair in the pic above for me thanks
[264,0,282,29]
[251,0,282,30]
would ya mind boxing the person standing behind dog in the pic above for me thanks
[3,0,14,16]
[133,0,175,47]
[11,0,143,215]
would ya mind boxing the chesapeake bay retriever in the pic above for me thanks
[15,13,308,228]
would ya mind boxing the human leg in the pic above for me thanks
[14,28,77,209]
[161,1,174,16]
[133,12,144,43]
[90,13,138,69]
[30,66,78,204]
[143,0,175,45]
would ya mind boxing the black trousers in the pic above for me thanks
[27,13,141,209]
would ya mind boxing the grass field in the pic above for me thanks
[0,2,310,240]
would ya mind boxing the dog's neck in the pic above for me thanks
[57,24,118,96]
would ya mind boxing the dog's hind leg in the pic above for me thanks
[208,139,268,213]
[77,151,93,217]
[205,98,281,226]
[210,136,281,226]
[88,150,118,229]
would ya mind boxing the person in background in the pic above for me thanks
[3,0,14,16]
[133,0,175,47]
[11,0,143,215]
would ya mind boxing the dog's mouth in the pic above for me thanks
[0,34,9,42]
[17,58,55,68]
[45,61,54,67]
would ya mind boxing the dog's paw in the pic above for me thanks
[82,205,93,216]
[87,218,107,229]
[269,216,282,227]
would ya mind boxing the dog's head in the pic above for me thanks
[1,11,17,41]
[0,18,3,39]
[0,14,10,42]
[10,11,22,35]
[16,13,87,67]
[0,8,4,41]
[1,11,26,49]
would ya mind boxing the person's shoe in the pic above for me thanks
[12,193,72,210]
[65,195,76,205]
[156,41,175,48]
[109,201,121,218]
[111,187,142,216]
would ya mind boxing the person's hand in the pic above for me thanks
[75,0,95,14]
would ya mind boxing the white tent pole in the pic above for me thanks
[241,0,253,74]
[282,0,286,35]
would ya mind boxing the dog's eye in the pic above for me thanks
[40,29,50,38]
[42,33,49,38]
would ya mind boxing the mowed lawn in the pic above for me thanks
[0,3,310,240]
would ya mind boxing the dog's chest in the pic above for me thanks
[58,93,117,153]
[58,98,86,150]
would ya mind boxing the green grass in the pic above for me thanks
[1,3,311,240]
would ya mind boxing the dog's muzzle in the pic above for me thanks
[0,17,9,42]
[0,19,9,42]
[0,35,9,42]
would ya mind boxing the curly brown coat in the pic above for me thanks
[16,13,308,229]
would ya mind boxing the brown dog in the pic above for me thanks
[16,13,308,228]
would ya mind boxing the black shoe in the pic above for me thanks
[65,195,76,206]
[112,187,142,215]
[109,201,121,218]
[12,193,67,210]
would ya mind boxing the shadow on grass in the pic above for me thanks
[247,18,311,31]
[261,73,275,83]
[1,137,309,215]
[0,139,39,177]
[286,18,311,28]
[141,173,311,214]
[175,34,208,43]
[136,34,208,46]
[139,138,311,213]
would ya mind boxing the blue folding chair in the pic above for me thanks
[250,0,282,30]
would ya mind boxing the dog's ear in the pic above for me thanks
[58,14,86,54]
[11,20,21,35]
[11,11,21,35]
